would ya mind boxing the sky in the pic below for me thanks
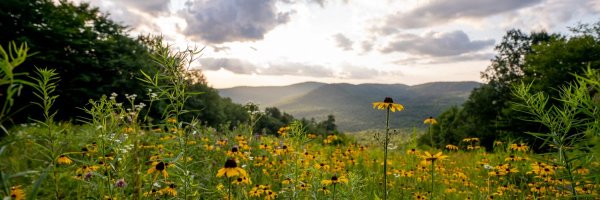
[77,0,600,88]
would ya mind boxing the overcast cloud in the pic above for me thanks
[181,0,293,43]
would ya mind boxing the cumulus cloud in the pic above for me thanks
[381,30,495,57]
[181,0,293,43]
[381,0,541,30]
[333,33,353,51]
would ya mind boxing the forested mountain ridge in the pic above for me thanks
[220,81,480,131]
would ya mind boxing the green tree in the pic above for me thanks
[423,22,600,151]
[0,0,159,122]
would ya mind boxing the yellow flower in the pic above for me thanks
[216,159,247,178]
[445,144,459,151]
[57,155,73,165]
[232,176,252,185]
[424,116,437,125]
[420,151,448,162]
[166,118,177,124]
[10,185,25,200]
[321,175,349,186]
[147,161,169,179]
[248,186,263,197]
[264,190,277,200]
[298,183,311,191]
[143,189,159,197]
[509,143,529,152]
[372,97,404,112]
[406,148,419,155]
[159,184,177,196]
[318,186,331,195]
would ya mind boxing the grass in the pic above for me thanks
[1,120,598,199]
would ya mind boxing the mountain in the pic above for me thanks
[219,81,481,131]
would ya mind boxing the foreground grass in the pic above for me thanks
[1,121,598,200]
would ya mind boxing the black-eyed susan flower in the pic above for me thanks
[57,155,73,165]
[216,159,247,178]
[318,186,331,195]
[147,161,169,179]
[509,143,529,152]
[372,97,404,112]
[10,185,25,200]
[445,144,459,151]
[166,117,177,124]
[264,190,277,200]
[159,184,177,196]
[420,151,448,163]
[406,148,419,155]
[321,175,349,186]
[248,188,262,197]
[298,183,311,191]
[424,116,437,125]
[143,189,159,197]
[232,176,252,185]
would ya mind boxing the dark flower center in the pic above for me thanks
[331,175,338,181]
[156,162,165,171]
[231,147,238,153]
[224,159,237,168]
[383,97,394,103]
[282,145,287,149]
[237,177,243,182]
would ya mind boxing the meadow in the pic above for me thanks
[1,38,599,200]
[2,113,599,199]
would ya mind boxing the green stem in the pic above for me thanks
[431,161,435,199]
[383,107,390,200]
[429,125,434,148]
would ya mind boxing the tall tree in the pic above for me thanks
[0,0,159,122]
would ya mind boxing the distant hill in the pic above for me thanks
[219,81,481,131]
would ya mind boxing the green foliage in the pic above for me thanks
[0,0,160,122]
[0,42,33,135]
[512,67,600,198]
[425,21,600,151]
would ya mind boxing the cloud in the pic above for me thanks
[393,53,495,65]
[361,40,373,52]
[337,65,381,79]
[121,0,170,15]
[265,62,334,77]
[181,0,293,43]
[381,0,542,30]
[381,30,494,56]
[503,0,600,32]
[200,58,335,77]
[333,33,353,51]
[200,58,258,74]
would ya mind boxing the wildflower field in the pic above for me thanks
[3,111,600,200]
[2,39,600,200]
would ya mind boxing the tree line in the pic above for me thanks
[420,21,600,151]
